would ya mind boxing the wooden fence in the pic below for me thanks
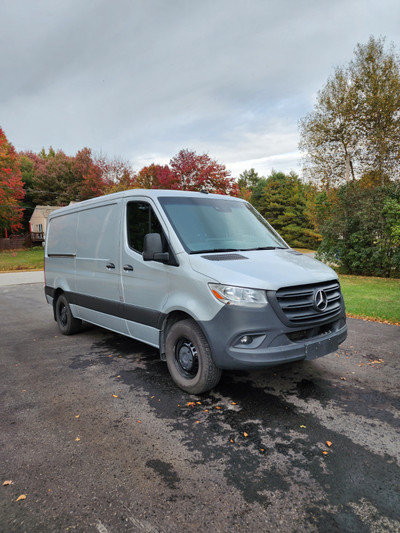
[0,236,31,250]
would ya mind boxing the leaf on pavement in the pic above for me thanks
[75,437,80,442]
[187,402,195,407]
[2,480,13,486]
[326,441,332,447]
[16,495,26,501]
[322,451,328,455]
[112,394,119,398]
[243,432,249,438]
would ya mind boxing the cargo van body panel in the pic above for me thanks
[45,189,347,393]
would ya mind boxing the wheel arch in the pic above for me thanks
[52,288,65,321]
[159,310,206,361]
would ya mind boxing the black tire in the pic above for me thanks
[55,294,82,335]
[165,319,222,394]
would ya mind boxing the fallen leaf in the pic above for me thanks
[231,402,237,405]
[215,406,221,410]
[340,377,347,381]
[16,495,26,502]
[322,451,328,455]
[195,421,200,424]
[75,415,80,419]
[326,441,332,447]
[116,375,121,378]
[243,432,249,438]
[230,439,234,443]
[300,425,307,429]
[112,394,119,398]
[187,402,195,407]
[260,448,265,453]
[108,354,113,358]
[2,480,12,486]
[196,401,202,405]
[75,437,80,442]
[137,420,142,424]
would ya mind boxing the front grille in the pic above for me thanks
[273,280,342,325]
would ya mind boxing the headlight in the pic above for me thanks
[209,283,267,306]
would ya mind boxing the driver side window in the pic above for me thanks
[126,201,164,253]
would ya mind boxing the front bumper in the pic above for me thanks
[200,303,347,370]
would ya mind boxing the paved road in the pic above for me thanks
[0,270,44,287]
[0,281,399,532]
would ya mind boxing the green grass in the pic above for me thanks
[0,248,398,325]
[0,247,44,272]
[340,275,400,325]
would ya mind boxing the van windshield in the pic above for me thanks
[158,196,288,254]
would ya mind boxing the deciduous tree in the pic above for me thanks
[134,164,175,189]
[300,36,400,187]
[169,149,239,195]
[0,128,25,235]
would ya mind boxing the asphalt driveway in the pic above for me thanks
[0,277,399,532]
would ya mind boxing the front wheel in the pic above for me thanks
[165,319,222,394]
[55,294,82,335]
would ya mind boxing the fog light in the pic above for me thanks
[239,335,253,345]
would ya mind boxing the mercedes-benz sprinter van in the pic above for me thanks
[44,189,347,393]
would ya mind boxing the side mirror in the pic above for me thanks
[143,233,170,262]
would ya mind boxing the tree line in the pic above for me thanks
[1,35,399,276]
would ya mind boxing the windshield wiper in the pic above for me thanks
[190,248,241,254]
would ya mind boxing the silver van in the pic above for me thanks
[44,189,347,393]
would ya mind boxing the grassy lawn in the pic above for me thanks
[0,247,398,325]
[340,275,400,325]
[0,247,44,272]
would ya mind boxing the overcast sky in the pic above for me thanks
[1,0,399,179]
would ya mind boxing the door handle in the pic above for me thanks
[106,262,116,270]
[123,264,134,272]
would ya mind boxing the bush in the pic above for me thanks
[316,182,400,277]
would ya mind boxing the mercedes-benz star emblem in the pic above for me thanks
[314,289,328,312]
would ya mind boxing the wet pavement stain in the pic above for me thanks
[67,329,400,530]
[146,459,181,490]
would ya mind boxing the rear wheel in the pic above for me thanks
[165,319,222,394]
[55,294,82,335]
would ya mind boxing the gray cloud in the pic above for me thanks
[1,0,400,178]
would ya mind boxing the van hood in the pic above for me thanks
[188,249,337,290]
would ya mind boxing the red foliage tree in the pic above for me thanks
[0,128,25,235]
[134,164,175,189]
[169,149,239,196]
[73,148,106,200]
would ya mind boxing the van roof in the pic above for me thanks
[47,189,244,218]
